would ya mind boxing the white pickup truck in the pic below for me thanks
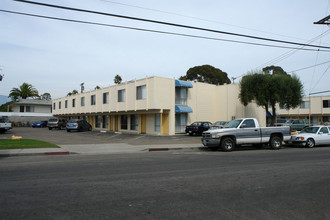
[0,117,12,134]
[202,118,291,151]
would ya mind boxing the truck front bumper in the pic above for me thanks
[201,138,220,147]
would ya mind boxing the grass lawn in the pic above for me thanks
[0,139,60,149]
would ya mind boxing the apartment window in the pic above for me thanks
[136,85,146,100]
[102,115,106,128]
[175,87,187,105]
[121,115,128,129]
[118,89,126,102]
[323,100,330,108]
[53,103,56,110]
[72,99,76,108]
[91,95,96,105]
[65,100,68,108]
[300,101,310,109]
[59,101,61,109]
[26,106,34,112]
[95,115,101,128]
[155,114,161,132]
[130,115,138,130]
[81,97,85,106]
[175,113,187,133]
[103,92,109,104]
[20,105,24,112]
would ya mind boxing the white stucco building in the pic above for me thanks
[52,76,265,135]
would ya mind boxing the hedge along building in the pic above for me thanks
[52,76,266,135]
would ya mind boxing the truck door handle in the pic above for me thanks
[254,129,258,131]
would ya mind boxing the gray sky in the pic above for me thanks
[1,0,329,99]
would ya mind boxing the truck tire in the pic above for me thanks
[48,127,52,130]
[270,136,282,150]
[221,137,235,152]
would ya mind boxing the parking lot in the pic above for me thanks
[1,127,202,146]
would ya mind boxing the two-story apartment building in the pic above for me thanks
[277,95,330,125]
[52,76,266,135]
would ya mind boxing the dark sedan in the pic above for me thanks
[185,121,212,136]
[66,119,92,132]
[32,121,48,128]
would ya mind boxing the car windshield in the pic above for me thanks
[49,119,58,122]
[285,119,294,123]
[191,122,202,126]
[225,120,242,128]
[300,127,319,134]
[214,121,227,126]
[68,120,79,123]
[37,121,44,123]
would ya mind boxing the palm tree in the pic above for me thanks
[9,83,39,100]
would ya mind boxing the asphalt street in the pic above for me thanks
[1,147,330,219]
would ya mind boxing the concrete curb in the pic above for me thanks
[148,147,199,152]
[0,150,73,157]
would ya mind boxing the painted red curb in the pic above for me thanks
[148,148,169,152]
[44,152,69,155]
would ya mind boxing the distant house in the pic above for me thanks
[0,99,52,126]
[10,99,52,114]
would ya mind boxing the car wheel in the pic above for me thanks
[48,127,52,130]
[221,137,235,152]
[67,129,70,132]
[306,138,315,148]
[189,133,193,136]
[88,127,92,131]
[270,136,282,150]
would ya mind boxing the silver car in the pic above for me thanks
[291,126,330,148]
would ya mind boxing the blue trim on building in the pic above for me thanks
[175,105,193,113]
[175,80,193,88]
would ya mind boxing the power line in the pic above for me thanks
[13,0,330,50]
[256,29,330,69]
[287,60,330,73]
[2,9,329,52]
[100,0,313,42]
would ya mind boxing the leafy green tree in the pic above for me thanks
[114,75,122,84]
[95,86,101,90]
[239,69,303,126]
[0,101,13,112]
[9,83,39,100]
[67,90,78,96]
[179,65,231,85]
[40,93,52,101]
[262,65,287,75]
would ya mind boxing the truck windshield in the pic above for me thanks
[225,120,242,128]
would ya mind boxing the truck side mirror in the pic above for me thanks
[240,124,246,128]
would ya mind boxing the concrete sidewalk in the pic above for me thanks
[0,143,203,157]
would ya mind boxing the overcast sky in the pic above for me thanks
[1,0,329,99]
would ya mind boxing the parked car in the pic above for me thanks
[283,119,310,131]
[32,121,48,128]
[66,119,92,132]
[267,118,287,127]
[185,121,212,136]
[290,126,330,148]
[48,118,67,130]
[210,121,228,130]
[0,117,12,134]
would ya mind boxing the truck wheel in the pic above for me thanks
[221,137,235,152]
[306,138,315,148]
[48,127,52,130]
[270,136,282,150]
